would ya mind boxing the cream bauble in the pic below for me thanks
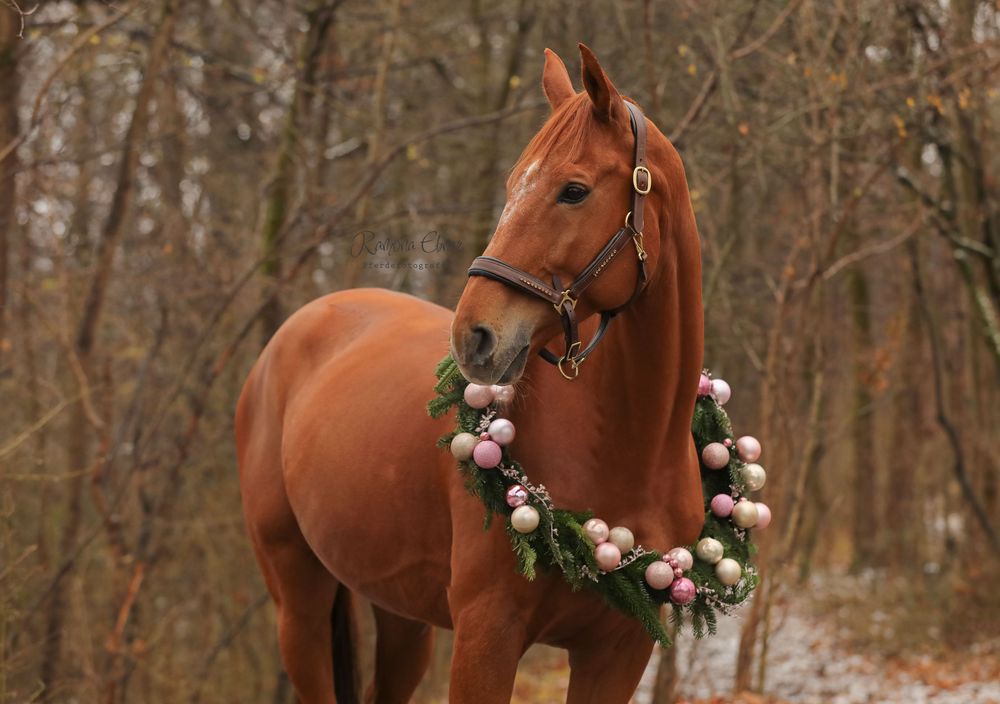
[731,500,759,529]
[583,518,610,545]
[449,432,478,461]
[608,527,635,553]
[741,463,767,491]
[715,557,742,586]
[510,505,540,534]
[695,537,724,564]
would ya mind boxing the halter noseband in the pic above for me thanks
[467,100,651,380]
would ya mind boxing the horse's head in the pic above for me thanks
[452,44,692,385]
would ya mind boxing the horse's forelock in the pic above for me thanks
[510,93,606,177]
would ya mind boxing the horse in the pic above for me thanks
[236,44,704,704]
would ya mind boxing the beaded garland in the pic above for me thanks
[427,355,768,645]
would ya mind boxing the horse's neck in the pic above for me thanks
[518,270,701,527]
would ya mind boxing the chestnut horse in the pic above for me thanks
[236,44,704,703]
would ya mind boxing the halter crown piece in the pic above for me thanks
[467,100,651,380]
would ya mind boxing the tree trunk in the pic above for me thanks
[433,0,536,305]
[259,0,338,344]
[0,7,18,361]
[342,0,402,291]
[39,2,177,698]
[848,253,877,568]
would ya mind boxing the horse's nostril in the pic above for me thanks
[468,324,497,365]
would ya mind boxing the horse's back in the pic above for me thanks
[237,288,456,625]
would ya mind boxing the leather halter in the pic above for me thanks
[467,100,651,380]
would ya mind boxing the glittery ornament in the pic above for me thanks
[669,577,697,604]
[741,463,767,491]
[644,561,675,590]
[701,442,731,470]
[711,378,731,405]
[450,432,478,461]
[492,385,515,404]
[735,435,762,463]
[731,500,759,529]
[696,537,724,564]
[505,484,529,508]
[463,383,495,409]
[595,542,622,571]
[715,558,742,586]
[754,502,772,529]
[698,374,712,396]
[583,518,610,545]
[510,505,540,533]
[472,440,502,469]
[667,547,693,571]
[710,494,735,517]
[608,527,635,554]
[487,418,516,446]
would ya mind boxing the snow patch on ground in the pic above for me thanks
[634,607,1000,704]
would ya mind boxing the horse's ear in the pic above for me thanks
[578,43,622,123]
[542,48,575,111]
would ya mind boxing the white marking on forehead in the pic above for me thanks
[496,160,540,229]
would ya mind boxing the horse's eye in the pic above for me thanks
[557,183,589,204]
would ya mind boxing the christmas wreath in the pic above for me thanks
[428,355,769,646]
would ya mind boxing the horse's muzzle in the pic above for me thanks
[451,323,530,385]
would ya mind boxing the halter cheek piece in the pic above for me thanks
[467,100,651,380]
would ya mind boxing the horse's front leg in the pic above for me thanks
[447,591,527,703]
[565,616,655,704]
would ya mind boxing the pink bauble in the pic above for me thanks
[673,567,684,578]
[669,577,697,605]
[724,438,733,447]
[754,502,772,529]
[710,494,735,518]
[487,418,516,446]
[701,442,731,470]
[644,561,675,590]
[463,383,495,409]
[698,374,712,396]
[711,378,732,405]
[583,518,610,545]
[595,542,622,571]
[666,547,693,571]
[492,385,515,404]
[736,435,762,463]
[505,484,529,508]
[472,440,502,469]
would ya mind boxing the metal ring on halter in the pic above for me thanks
[557,341,582,380]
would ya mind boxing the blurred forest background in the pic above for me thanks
[1,0,999,702]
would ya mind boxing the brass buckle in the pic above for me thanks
[632,166,652,195]
[557,341,582,380]
[553,290,577,314]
